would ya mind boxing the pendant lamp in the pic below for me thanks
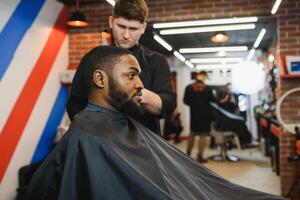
[211,31,229,43]
[67,0,88,28]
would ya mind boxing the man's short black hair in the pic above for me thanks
[77,46,133,93]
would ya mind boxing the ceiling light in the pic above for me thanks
[185,60,194,69]
[190,58,244,64]
[67,0,88,27]
[211,31,229,43]
[196,64,234,70]
[179,46,248,53]
[271,0,282,14]
[268,54,275,62]
[153,35,172,51]
[153,17,258,29]
[246,49,255,60]
[218,51,226,57]
[106,0,115,6]
[173,51,186,62]
[160,24,255,35]
[253,28,266,48]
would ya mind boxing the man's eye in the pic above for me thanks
[129,28,138,31]
[118,25,126,29]
[128,74,135,79]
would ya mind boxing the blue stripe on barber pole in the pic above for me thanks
[31,85,69,163]
[0,0,46,79]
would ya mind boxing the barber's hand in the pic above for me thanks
[224,95,229,101]
[229,95,236,104]
[140,88,162,115]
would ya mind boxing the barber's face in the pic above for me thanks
[107,54,144,110]
[109,16,146,49]
[196,74,207,82]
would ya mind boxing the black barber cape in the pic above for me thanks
[26,105,286,200]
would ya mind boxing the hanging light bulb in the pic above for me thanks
[67,0,88,28]
[211,31,229,43]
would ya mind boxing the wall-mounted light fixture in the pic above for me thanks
[67,0,88,28]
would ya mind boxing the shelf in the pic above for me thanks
[279,53,300,79]
[280,74,300,79]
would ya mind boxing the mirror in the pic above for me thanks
[276,87,300,134]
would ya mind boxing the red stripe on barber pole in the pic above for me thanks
[0,7,67,182]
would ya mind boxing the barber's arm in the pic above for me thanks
[141,55,176,117]
[218,91,228,104]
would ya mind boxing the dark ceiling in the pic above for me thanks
[141,16,277,60]
[60,0,277,61]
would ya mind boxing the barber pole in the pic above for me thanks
[0,0,69,199]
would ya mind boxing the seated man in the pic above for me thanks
[210,103,255,148]
[25,46,285,200]
[217,83,239,114]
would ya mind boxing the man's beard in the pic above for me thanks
[107,78,145,117]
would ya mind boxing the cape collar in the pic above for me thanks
[86,102,123,117]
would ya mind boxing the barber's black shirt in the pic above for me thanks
[67,44,176,134]
[183,81,215,132]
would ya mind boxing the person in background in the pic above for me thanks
[184,71,215,163]
[163,107,183,143]
[217,83,238,114]
[66,0,176,135]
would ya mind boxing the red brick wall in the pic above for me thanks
[147,0,272,22]
[277,1,300,199]
[68,1,300,198]
[68,0,274,65]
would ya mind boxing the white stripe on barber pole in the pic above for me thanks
[0,0,63,133]
[0,36,68,200]
[0,0,21,32]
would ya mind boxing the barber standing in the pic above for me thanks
[67,0,176,135]
[184,71,215,162]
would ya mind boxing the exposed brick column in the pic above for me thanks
[277,0,300,199]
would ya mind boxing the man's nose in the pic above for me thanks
[135,78,144,90]
[123,29,130,39]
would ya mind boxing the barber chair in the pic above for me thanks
[209,122,240,162]
[16,162,42,200]
[209,103,242,162]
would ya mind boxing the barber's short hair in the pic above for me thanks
[113,0,149,23]
[225,83,232,87]
[77,46,133,92]
[198,70,208,77]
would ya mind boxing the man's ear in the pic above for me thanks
[108,16,113,29]
[141,22,147,34]
[93,69,106,88]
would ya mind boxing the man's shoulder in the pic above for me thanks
[138,45,166,61]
